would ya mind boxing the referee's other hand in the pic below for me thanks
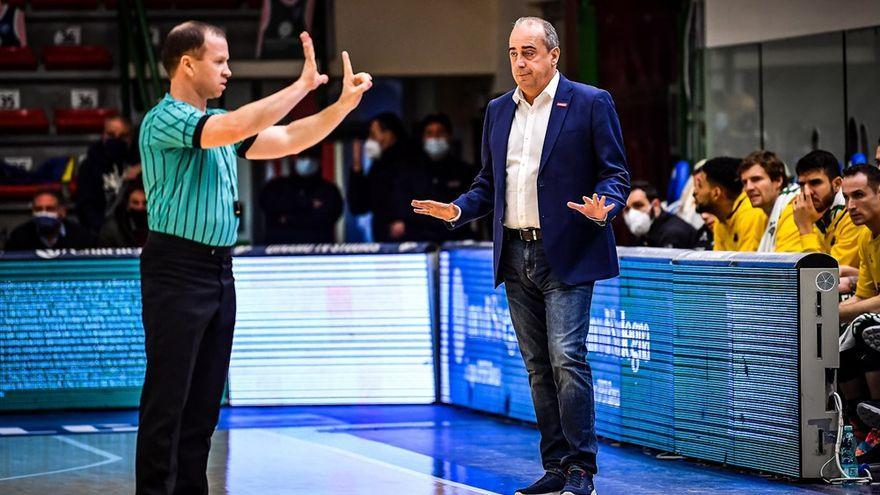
[337,50,373,112]
[296,32,329,91]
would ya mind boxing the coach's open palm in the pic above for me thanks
[337,51,373,112]
[411,200,458,222]
[296,32,329,91]
[567,193,614,222]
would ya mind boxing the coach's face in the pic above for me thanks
[182,32,231,99]
[508,23,559,98]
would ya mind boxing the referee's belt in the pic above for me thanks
[504,227,542,242]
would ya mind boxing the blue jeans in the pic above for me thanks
[500,237,598,474]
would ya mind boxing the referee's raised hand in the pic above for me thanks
[337,51,373,112]
[296,32,329,91]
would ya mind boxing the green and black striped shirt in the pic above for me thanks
[139,94,255,247]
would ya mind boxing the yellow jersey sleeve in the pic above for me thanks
[712,221,731,251]
[798,230,824,253]
[774,202,817,253]
[855,229,877,299]
[733,203,766,252]
[829,212,865,268]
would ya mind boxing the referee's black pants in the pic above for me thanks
[136,232,236,495]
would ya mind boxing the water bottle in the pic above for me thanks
[840,425,859,478]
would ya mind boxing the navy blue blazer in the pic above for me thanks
[451,74,630,287]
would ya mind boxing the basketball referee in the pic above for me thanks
[136,21,371,495]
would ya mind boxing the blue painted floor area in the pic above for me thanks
[2,404,880,494]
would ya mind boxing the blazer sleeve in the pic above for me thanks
[450,105,496,228]
[591,90,631,221]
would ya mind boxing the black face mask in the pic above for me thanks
[103,138,129,163]
[128,210,148,230]
[34,214,62,238]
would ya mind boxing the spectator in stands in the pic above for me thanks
[793,150,864,293]
[75,115,141,236]
[99,180,148,247]
[623,180,697,248]
[0,0,27,48]
[4,189,94,250]
[738,150,803,252]
[348,112,413,242]
[835,165,880,455]
[875,138,880,167]
[402,113,476,242]
[259,148,343,244]
[691,156,766,251]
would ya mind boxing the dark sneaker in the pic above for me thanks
[514,470,565,495]
[561,465,596,495]
[858,402,880,430]
[854,315,880,352]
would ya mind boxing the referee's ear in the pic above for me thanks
[178,55,196,79]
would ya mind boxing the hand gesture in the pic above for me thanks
[412,199,458,222]
[337,51,373,112]
[296,32,329,91]
[567,194,614,222]
[792,189,821,235]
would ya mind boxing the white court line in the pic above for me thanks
[0,435,122,482]
[62,425,100,433]
[315,420,448,430]
[0,427,29,435]
[256,429,502,495]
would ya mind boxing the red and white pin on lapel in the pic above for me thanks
[556,102,568,108]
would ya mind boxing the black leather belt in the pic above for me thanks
[504,227,542,242]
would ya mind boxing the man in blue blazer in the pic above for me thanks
[413,16,629,495]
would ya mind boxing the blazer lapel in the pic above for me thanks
[538,75,573,175]
[493,95,516,208]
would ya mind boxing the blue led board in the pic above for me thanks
[0,254,145,410]
[228,251,436,405]
[0,245,437,411]
[440,245,803,477]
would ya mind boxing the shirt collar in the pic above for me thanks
[512,70,560,105]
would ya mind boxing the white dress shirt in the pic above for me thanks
[503,70,560,229]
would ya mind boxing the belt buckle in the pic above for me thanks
[522,229,535,242]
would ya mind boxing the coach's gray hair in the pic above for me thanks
[513,16,560,51]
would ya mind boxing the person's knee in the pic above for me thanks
[548,341,588,375]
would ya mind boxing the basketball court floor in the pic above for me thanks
[0,405,875,494]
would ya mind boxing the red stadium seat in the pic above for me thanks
[104,0,173,8]
[0,184,75,202]
[0,46,38,70]
[54,108,118,134]
[42,45,113,70]
[175,0,240,8]
[29,0,99,8]
[0,108,50,133]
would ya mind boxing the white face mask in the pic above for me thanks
[295,158,319,177]
[34,211,59,220]
[423,138,450,160]
[363,139,382,160]
[623,208,652,237]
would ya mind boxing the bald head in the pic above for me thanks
[512,16,559,52]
